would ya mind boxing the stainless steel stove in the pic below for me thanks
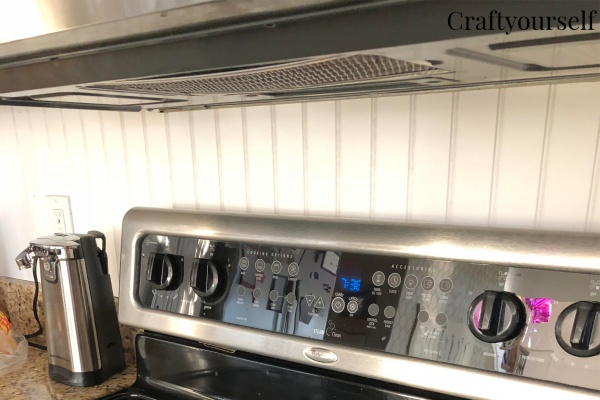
[113,207,600,400]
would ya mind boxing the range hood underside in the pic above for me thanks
[0,1,598,112]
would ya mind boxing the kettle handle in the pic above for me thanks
[88,230,108,275]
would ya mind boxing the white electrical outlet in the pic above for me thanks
[53,209,67,233]
[46,195,74,234]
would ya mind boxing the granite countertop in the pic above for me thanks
[0,277,140,399]
[0,346,136,399]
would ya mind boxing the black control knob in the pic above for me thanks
[467,291,526,343]
[555,301,600,357]
[146,253,184,290]
[191,259,221,298]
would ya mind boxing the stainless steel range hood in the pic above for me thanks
[0,0,599,112]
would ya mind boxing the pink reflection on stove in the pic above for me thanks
[472,301,483,328]
[524,297,552,324]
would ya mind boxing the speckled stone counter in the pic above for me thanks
[0,277,140,399]
[0,347,136,399]
[0,277,139,365]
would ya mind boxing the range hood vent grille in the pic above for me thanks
[85,54,442,96]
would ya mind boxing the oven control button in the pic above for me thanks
[368,304,379,316]
[555,301,600,357]
[190,259,220,298]
[331,297,345,313]
[239,257,249,271]
[314,297,325,309]
[417,310,429,323]
[372,271,385,286]
[237,285,246,296]
[146,253,183,291]
[388,273,401,288]
[286,292,297,305]
[436,313,448,326]
[384,306,396,319]
[288,262,299,276]
[255,259,265,272]
[305,294,315,306]
[421,276,435,291]
[347,300,359,313]
[367,304,379,317]
[271,260,282,274]
[467,291,526,343]
[404,274,418,290]
[439,278,453,293]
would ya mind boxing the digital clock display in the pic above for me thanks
[341,277,361,292]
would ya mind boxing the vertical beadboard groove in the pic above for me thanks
[335,100,342,218]
[9,108,20,150]
[213,109,225,211]
[188,111,201,209]
[301,103,309,216]
[97,109,110,184]
[23,107,36,189]
[585,118,600,231]
[445,54,462,224]
[97,107,121,256]
[445,92,460,223]
[164,113,177,208]
[77,108,89,175]
[369,98,377,218]
[270,105,279,214]
[8,108,26,197]
[406,95,416,220]
[141,112,155,206]
[241,107,251,212]
[487,88,506,225]
[42,108,52,159]
[6,107,32,281]
[59,109,72,166]
[534,85,557,228]
[78,104,93,232]
[118,110,132,205]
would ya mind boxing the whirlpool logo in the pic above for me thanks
[303,347,338,364]
[448,10,597,35]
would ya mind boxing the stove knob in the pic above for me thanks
[555,301,600,357]
[467,291,526,343]
[191,259,220,298]
[146,253,183,290]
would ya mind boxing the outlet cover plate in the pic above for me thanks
[46,195,74,234]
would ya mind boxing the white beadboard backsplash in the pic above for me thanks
[1,82,599,295]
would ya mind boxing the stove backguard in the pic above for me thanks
[119,208,600,400]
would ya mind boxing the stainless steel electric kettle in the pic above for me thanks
[15,231,125,386]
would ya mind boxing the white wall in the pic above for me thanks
[1,82,599,294]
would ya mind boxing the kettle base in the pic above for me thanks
[49,363,125,387]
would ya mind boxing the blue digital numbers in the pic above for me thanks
[341,277,361,292]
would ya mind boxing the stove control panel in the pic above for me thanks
[137,235,600,391]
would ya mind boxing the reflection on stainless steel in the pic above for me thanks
[43,257,101,372]
[0,0,343,61]
[123,208,600,273]
[15,248,33,270]
[120,208,600,400]
[524,298,553,325]
[0,0,210,44]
